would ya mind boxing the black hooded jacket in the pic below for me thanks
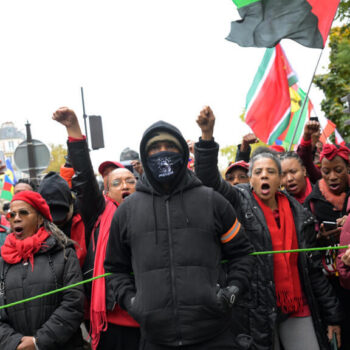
[104,121,254,346]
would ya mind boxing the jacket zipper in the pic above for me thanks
[166,199,183,346]
[22,261,30,325]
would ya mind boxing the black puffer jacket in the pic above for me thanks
[0,235,85,350]
[105,121,254,346]
[195,139,343,350]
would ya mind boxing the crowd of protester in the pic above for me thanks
[0,106,349,349]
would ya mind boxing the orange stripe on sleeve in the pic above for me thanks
[221,219,241,244]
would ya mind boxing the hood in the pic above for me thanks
[139,120,191,194]
[38,171,72,223]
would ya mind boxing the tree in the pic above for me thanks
[314,25,350,140]
[220,145,238,165]
[45,144,67,173]
[337,0,350,22]
[220,140,267,166]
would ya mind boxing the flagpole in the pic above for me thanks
[288,48,324,151]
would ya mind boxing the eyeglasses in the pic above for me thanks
[110,178,136,187]
[6,209,34,220]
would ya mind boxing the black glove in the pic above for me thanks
[217,285,239,310]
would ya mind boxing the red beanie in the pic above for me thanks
[11,190,53,222]
[320,144,350,164]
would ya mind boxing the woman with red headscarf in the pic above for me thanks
[305,143,350,348]
[0,191,85,350]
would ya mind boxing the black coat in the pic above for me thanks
[104,121,254,346]
[195,139,343,350]
[0,236,85,350]
[304,181,349,228]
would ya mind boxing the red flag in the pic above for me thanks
[244,44,291,144]
[227,0,340,48]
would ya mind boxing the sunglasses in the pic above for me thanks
[6,209,34,220]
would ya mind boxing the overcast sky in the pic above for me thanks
[0,0,332,170]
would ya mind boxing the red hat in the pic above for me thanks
[98,161,124,176]
[11,190,53,222]
[269,145,285,153]
[225,160,249,176]
[320,144,350,164]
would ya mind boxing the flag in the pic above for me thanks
[227,0,340,49]
[244,44,291,145]
[245,43,336,149]
[5,158,17,184]
[274,87,313,149]
[335,128,346,146]
[334,129,346,146]
[318,114,336,144]
[274,88,336,149]
[0,174,14,201]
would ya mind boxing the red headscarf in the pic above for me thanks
[11,191,52,222]
[320,144,350,164]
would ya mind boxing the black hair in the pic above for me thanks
[15,178,37,191]
[279,151,305,168]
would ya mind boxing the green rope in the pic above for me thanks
[0,272,112,310]
[0,245,348,311]
[250,245,349,255]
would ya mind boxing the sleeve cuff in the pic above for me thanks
[197,137,216,148]
[68,135,86,143]
[300,138,312,146]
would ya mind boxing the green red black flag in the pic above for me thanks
[226,0,340,48]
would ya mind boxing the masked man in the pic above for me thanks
[105,120,254,349]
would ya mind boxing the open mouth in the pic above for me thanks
[328,183,340,191]
[122,192,130,199]
[261,183,270,195]
[287,183,297,192]
[13,227,24,236]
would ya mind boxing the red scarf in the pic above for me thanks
[253,192,303,314]
[294,177,312,204]
[90,197,118,350]
[1,227,50,270]
[318,176,350,211]
[71,214,87,267]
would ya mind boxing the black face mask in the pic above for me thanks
[147,151,184,183]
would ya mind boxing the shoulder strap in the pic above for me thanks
[0,259,10,320]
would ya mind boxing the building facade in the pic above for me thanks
[0,122,25,165]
